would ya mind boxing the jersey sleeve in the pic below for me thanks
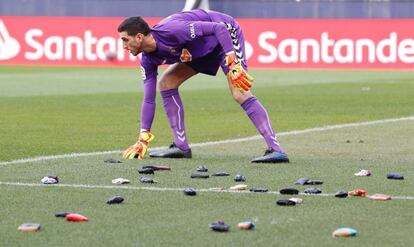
[172,21,234,54]
[139,55,159,131]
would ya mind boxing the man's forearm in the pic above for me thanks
[140,100,156,130]
[140,77,157,130]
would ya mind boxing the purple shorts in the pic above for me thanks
[186,22,247,76]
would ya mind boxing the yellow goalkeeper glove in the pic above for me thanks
[225,52,253,92]
[122,131,155,160]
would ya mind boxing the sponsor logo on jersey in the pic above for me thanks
[189,23,196,39]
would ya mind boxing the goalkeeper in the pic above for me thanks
[119,9,289,163]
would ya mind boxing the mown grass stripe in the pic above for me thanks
[1,116,413,167]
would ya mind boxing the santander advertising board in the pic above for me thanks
[0,16,413,69]
[0,17,139,66]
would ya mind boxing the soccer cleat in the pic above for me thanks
[295,178,310,185]
[65,213,88,222]
[142,165,171,171]
[332,228,357,237]
[348,189,367,197]
[191,173,209,179]
[279,188,299,195]
[55,212,70,217]
[335,190,349,198]
[234,175,246,182]
[104,158,122,164]
[369,194,391,201]
[276,199,296,206]
[111,178,130,184]
[238,221,255,230]
[107,196,124,204]
[295,178,323,185]
[41,176,59,184]
[354,169,371,177]
[209,221,230,232]
[18,223,41,232]
[137,167,155,174]
[196,165,208,172]
[386,172,404,180]
[229,184,248,190]
[149,143,192,158]
[183,188,197,196]
[304,188,322,194]
[251,148,289,163]
[211,172,230,177]
[289,197,303,204]
[139,177,157,183]
[249,188,269,193]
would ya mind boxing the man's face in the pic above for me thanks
[119,31,143,56]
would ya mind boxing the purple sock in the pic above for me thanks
[241,96,284,153]
[160,89,190,151]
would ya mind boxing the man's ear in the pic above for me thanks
[136,33,144,41]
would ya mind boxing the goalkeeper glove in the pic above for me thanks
[122,131,155,160]
[225,52,253,92]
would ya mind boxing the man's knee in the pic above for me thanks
[158,79,174,91]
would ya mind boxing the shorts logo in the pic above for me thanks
[140,66,146,80]
[180,48,192,62]
[189,23,196,39]
[0,20,20,60]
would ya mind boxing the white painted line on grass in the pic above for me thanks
[0,150,121,167]
[1,115,413,167]
[1,181,413,200]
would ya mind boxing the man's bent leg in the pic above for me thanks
[240,97,284,153]
[242,97,289,163]
[160,89,190,151]
[227,80,289,163]
[150,63,196,158]
[158,63,197,91]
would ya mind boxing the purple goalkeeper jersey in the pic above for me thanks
[139,9,240,130]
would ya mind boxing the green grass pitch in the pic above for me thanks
[0,66,413,246]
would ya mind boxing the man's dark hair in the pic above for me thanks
[117,16,151,36]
